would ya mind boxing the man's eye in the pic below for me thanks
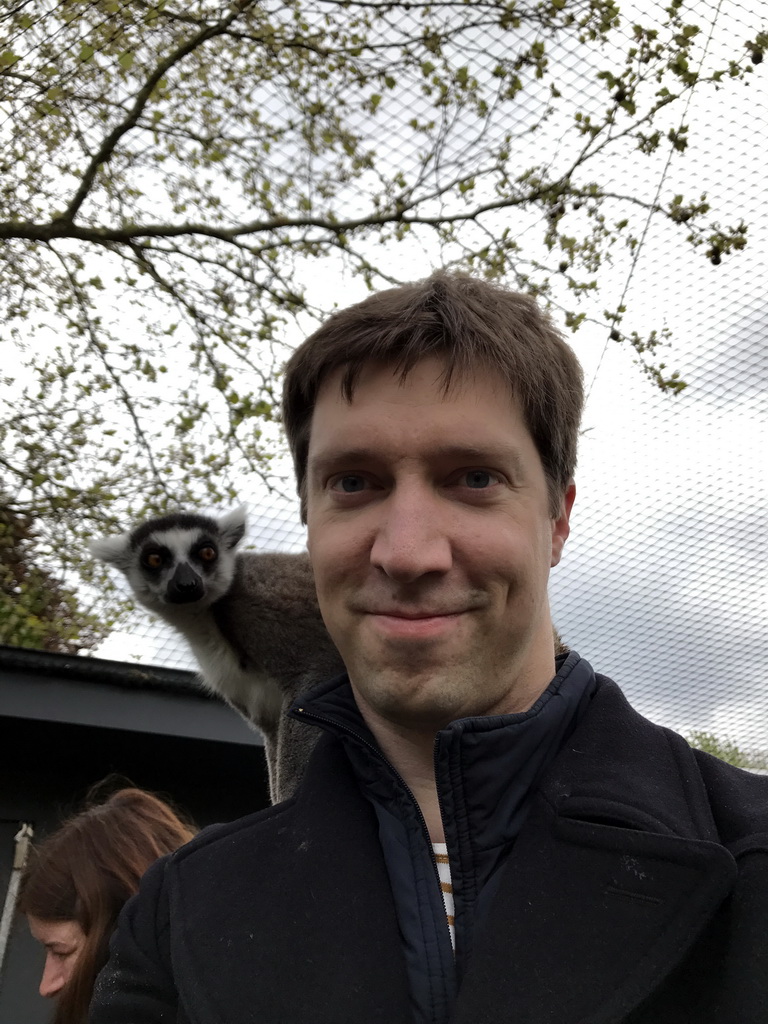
[331,475,367,493]
[462,470,497,489]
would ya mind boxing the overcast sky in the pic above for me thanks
[92,2,768,750]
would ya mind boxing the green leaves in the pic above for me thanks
[688,731,768,771]
[0,0,759,599]
[0,504,107,654]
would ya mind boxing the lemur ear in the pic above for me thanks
[218,504,247,550]
[89,533,133,569]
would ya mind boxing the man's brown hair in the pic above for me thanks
[282,270,584,520]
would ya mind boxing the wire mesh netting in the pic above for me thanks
[61,0,767,756]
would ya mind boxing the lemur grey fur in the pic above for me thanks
[89,507,344,803]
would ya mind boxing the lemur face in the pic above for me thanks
[133,525,224,608]
[90,508,246,613]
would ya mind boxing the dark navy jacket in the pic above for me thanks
[90,655,768,1023]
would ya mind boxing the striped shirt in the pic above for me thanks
[432,842,455,950]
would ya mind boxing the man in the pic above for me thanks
[91,272,768,1023]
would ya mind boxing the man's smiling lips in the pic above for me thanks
[365,608,467,640]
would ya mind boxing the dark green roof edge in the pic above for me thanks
[0,644,206,699]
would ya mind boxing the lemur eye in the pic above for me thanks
[143,552,163,570]
[198,546,217,562]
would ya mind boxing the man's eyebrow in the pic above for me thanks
[309,444,526,474]
[309,447,376,470]
[429,443,526,469]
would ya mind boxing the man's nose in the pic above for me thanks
[39,955,65,999]
[369,486,452,583]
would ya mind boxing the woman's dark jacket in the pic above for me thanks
[89,654,768,1023]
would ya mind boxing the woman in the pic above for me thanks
[18,783,196,1024]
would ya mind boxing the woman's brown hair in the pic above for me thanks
[17,783,196,1024]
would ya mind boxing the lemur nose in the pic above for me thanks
[168,563,204,604]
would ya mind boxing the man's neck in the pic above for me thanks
[364,719,446,843]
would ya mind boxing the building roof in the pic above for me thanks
[0,645,261,747]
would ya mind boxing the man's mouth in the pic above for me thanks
[367,610,465,640]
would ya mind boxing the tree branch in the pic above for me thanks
[57,0,257,225]
[47,244,173,498]
[0,182,665,246]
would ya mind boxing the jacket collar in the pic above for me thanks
[291,652,596,860]
[291,657,724,844]
[539,673,723,839]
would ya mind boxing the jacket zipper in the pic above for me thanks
[293,704,452,929]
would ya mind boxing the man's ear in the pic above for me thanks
[550,480,576,568]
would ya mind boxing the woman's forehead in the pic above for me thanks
[27,915,85,946]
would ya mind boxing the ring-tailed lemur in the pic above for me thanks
[89,507,345,803]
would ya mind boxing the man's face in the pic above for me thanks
[306,357,574,734]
